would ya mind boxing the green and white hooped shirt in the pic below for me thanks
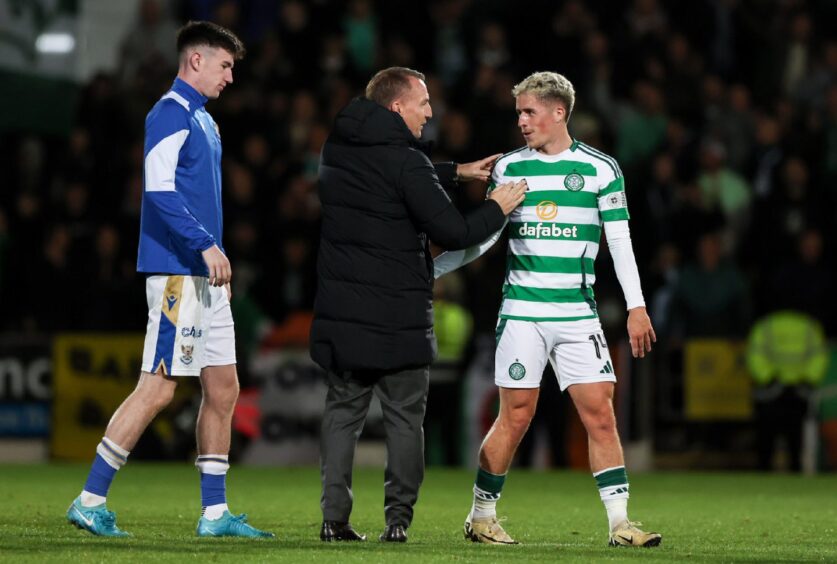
[434,140,634,322]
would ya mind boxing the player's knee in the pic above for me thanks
[583,407,616,438]
[136,373,176,411]
[204,378,239,411]
[144,383,176,412]
[503,404,536,435]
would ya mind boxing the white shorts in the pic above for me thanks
[495,317,616,391]
[140,275,236,377]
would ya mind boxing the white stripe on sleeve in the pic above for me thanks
[160,91,190,110]
[144,129,190,192]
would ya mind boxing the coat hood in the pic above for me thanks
[332,97,417,147]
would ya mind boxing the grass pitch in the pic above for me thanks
[1,464,835,562]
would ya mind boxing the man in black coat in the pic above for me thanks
[312,67,525,543]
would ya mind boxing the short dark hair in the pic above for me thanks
[365,67,425,107]
[176,21,245,60]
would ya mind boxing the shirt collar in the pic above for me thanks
[172,78,208,110]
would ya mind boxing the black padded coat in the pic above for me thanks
[310,97,506,373]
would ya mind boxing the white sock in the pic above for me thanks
[594,466,630,531]
[471,486,499,520]
[79,491,107,507]
[603,496,628,530]
[202,503,229,520]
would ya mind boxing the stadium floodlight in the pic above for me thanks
[35,32,75,54]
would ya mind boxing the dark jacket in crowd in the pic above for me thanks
[310,97,505,373]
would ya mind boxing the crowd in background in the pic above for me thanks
[1,0,836,377]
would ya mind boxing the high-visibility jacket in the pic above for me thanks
[746,310,828,386]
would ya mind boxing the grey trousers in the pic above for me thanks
[320,366,430,527]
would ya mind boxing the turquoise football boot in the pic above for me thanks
[196,511,274,538]
[67,497,130,537]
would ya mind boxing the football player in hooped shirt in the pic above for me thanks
[66,21,272,539]
[435,71,661,548]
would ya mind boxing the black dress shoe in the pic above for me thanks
[320,520,367,541]
[379,524,407,542]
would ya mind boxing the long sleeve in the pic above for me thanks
[400,150,505,249]
[603,220,645,309]
[434,221,506,278]
[434,157,508,278]
[144,102,216,253]
[433,161,458,189]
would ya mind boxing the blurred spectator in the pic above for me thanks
[287,91,320,156]
[212,0,242,37]
[796,40,837,112]
[56,181,96,263]
[542,0,597,80]
[696,139,751,250]
[667,182,724,263]
[22,225,80,332]
[637,153,679,249]
[16,136,47,193]
[437,110,475,163]
[343,0,378,73]
[781,11,814,99]
[275,0,319,86]
[318,34,358,87]
[119,0,178,86]
[661,33,702,123]
[60,127,95,184]
[256,233,315,323]
[752,156,825,264]
[768,229,835,334]
[615,80,667,169]
[427,272,473,466]
[80,225,142,330]
[749,114,784,199]
[626,0,668,42]
[668,231,749,339]
[747,311,828,472]
[475,22,510,70]
[430,0,470,89]
[647,243,681,337]
[248,32,294,89]
[716,84,756,173]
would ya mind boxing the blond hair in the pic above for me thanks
[512,71,575,119]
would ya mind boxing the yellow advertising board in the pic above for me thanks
[51,334,195,460]
[685,340,752,420]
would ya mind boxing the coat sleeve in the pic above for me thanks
[400,150,505,250]
[433,161,458,190]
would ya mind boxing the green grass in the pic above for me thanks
[1,464,835,562]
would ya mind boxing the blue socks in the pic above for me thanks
[80,437,129,506]
[196,454,230,519]
[84,455,118,497]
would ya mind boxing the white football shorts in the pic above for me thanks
[140,275,236,376]
[495,317,616,391]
